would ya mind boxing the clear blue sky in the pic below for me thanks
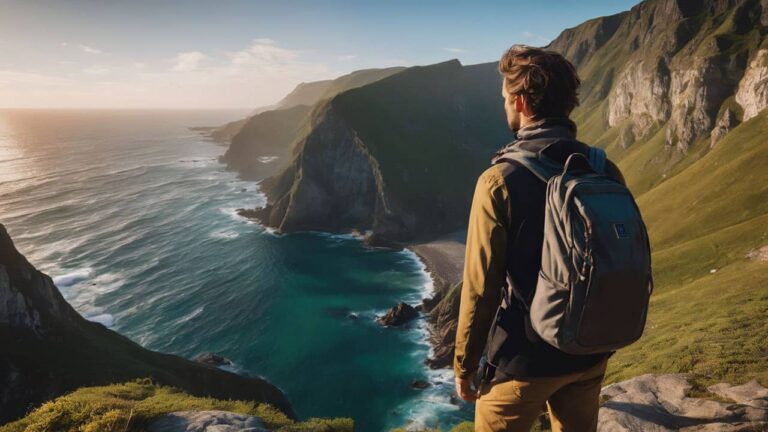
[0,0,639,108]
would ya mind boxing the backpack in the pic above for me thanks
[491,141,653,355]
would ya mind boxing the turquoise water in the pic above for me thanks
[0,109,471,431]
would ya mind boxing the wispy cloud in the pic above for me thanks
[1,38,334,108]
[172,51,208,71]
[228,39,298,66]
[520,31,550,46]
[336,54,357,61]
[79,44,103,54]
[443,47,466,53]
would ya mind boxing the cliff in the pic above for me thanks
[252,59,513,243]
[220,104,312,180]
[210,66,405,180]
[550,0,768,194]
[0,224,294,424]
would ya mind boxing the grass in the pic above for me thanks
[603,111,768,387]
[0,380,352,432]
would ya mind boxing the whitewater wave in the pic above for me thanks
[85,313,115,327]
[209,230,240,240]
[173,306,205,326]
[53,268,93,287]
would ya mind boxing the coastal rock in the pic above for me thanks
[378,302,419,326]
[236,207,267,221]
[411,380,431,390]
[147,410,268,432]
[425,282,462,369]
[598,374,768,431]
[736,49,768,122]
[194,352,234,368]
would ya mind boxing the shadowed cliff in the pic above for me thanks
[0,224,294,424]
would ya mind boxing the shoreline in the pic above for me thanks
[405,230,467,370]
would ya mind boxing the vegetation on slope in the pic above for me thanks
[605,110,768,387]
[0,380,352,432]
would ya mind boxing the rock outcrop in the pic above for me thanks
[194,352,234,368]
[548,0,768,153]
[147,410,268,432]
[599,374,768,431]
[0,224,294,424]
[710,107,739,147]
[378,302,419,326]
[736,49,768,122]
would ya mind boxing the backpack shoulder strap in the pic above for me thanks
[491,146,562,183]
[588,146,607,174]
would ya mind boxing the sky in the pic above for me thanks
[0,0,640,109]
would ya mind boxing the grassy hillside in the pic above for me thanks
[0,380,352,432]
[605,110,768,387]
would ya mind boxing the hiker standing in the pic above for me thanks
[454,45,653,432]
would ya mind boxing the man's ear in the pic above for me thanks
[515,94,525,113]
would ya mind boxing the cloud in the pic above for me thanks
[228,39,298,67]
[0,39,335,108]
[520,31,551,46]
[443,47,466,53]
[172,51,208,71]
[336,54,357,61]
[79,44,103,54]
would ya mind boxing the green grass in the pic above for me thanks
[637,110,768,249]
[0,380,352,432]
[604,111,768,387]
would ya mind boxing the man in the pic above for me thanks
[454,45,626,431]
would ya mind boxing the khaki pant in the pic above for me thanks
[475,358,608,432]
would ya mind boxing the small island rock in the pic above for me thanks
[378,302,419,326]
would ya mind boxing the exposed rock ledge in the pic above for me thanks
[599,374,768,431]
[148,410,267,432]
[147,374,768,431]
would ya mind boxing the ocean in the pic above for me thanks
[0,109,472,431]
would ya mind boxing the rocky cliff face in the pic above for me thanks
[254,103,383,233]
[552,0,768,154]
[736,48,768,121]
[0,224,293,424]
[251,60,512,243]
[220,105,312,180]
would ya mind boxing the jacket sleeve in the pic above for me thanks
[454,168,510,379]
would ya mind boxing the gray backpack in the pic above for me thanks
[494,143,653,355]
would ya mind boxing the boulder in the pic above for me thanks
[378,302,419,326]
[598,374,768,431]
[194,352,233,368]
[411,380,431,390]
[147,410,267,432]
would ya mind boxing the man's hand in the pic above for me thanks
[455,372,478,401]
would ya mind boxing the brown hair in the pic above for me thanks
[498,44,581,119]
